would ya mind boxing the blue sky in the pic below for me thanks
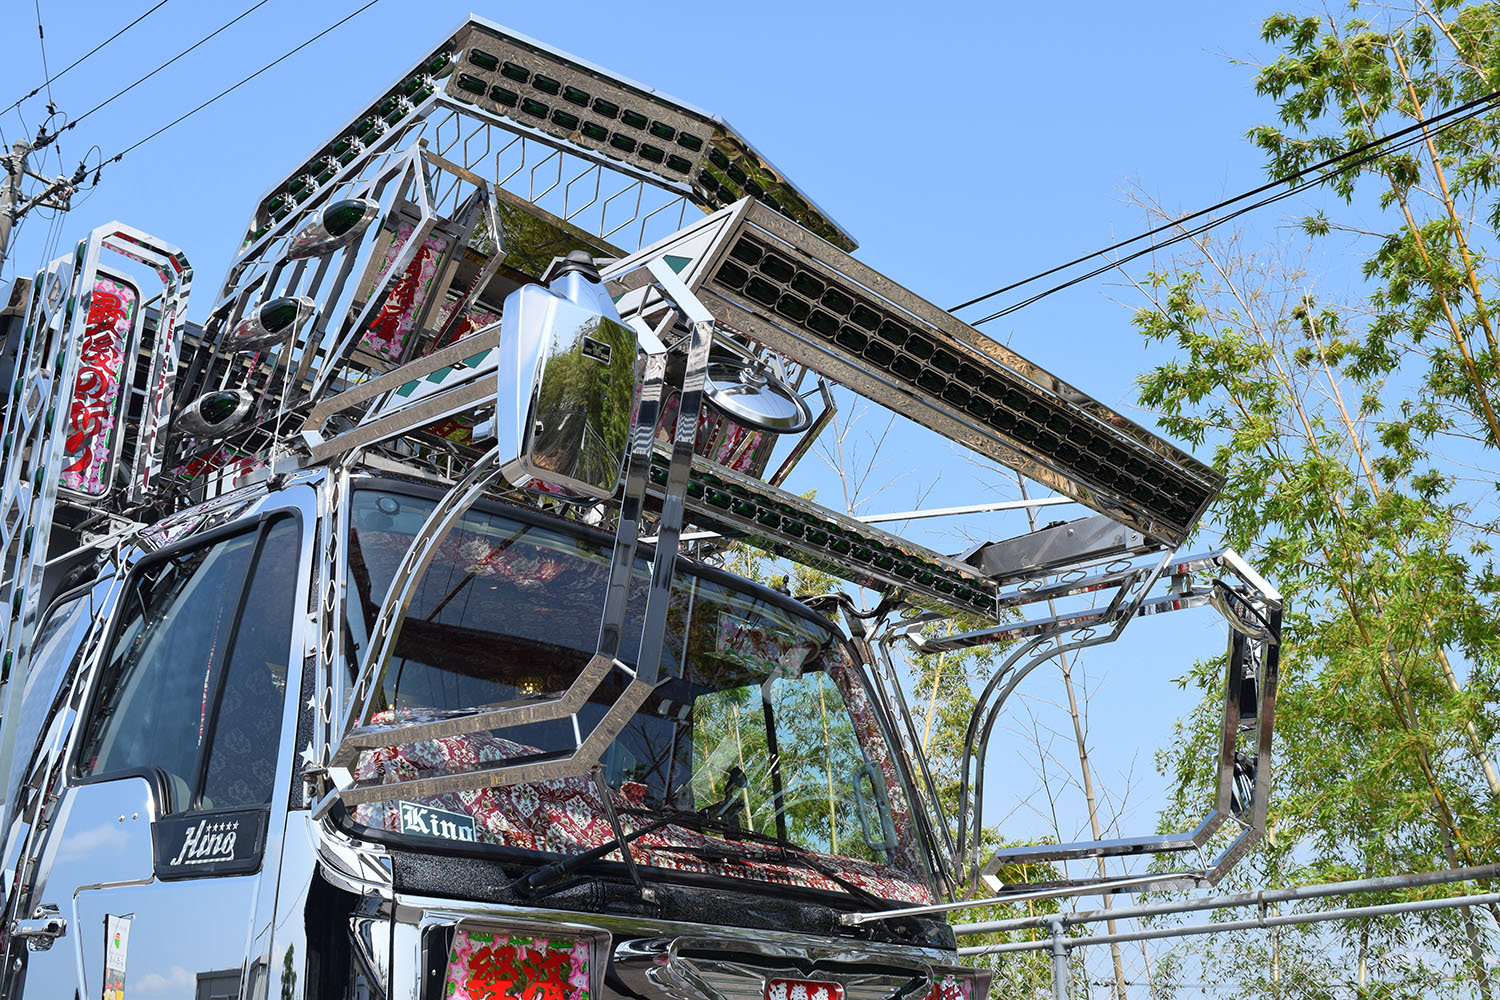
[1,1,1311,880]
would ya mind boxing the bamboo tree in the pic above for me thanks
[1109,13,1500,989]
[1013,475,1132,1000]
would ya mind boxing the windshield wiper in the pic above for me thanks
[510,769,896,914]
[509,768,749,899]
[645,809,890,910]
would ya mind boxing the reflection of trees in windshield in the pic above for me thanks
[691,668,884,864]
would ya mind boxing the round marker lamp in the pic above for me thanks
[287,197,381,258]
[229,296,315,351]
[177,390,255,439]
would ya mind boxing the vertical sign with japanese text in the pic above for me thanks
[62,272,140,496]
[102,913,132,1000]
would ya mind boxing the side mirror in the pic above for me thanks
[496,251,638,499]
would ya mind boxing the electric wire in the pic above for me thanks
[949,87,1500,324]
[52,0,275,140]
[98,0,384,168]
[3,0,172,116]
[14,103,31,152]
[965,96,1500,327]
[33,0,55,110]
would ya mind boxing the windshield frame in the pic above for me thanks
[335,473,941,904]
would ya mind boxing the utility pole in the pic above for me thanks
[0,137,78,277]
[0,141,30,275]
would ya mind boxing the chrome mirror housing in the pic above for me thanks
[496,251,639,499]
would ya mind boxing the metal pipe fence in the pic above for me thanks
[954,863,1500,937]
[954,865,1500,977]
[960,890,1500,957]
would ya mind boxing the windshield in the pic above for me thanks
[342,486,933,904]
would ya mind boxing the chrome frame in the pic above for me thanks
[0,255,77,808]
[0,224,191,816]
[237,17,853,257]
[602,200,1221,546]
[0,475,322,999]
[858,548,1282,900]
[322,257,715,809]
[0,18,1293,957]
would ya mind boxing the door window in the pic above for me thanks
[76,518,299,813]
[2,588,94,806]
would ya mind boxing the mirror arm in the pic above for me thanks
[627,258,717,686]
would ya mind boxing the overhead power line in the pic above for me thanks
[32,0,55,110]
[48,0,274,143]
[99,0,384,168]
[3,0,172,116]
[949,87,1500,326]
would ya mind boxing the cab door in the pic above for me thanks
[4,508,307,1000]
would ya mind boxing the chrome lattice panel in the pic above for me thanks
[701,205,1220,545]
[606,200,1222,546]
[439,20,854,252]
[242,17,853,255]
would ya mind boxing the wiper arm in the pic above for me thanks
[644,809,890,911]
[509,768,750,899]
[509,812,674,899]
[510,768,896,914]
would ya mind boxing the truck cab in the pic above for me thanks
[0,17,1280,1000]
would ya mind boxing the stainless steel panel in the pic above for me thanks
[241,18,854,255]
[0,255,79,813]
[438,21,854,252]
[15,779,264,999]
[957,514,1154,583]
[603,200,1220,545]
[398,895,952,985]
[700,204,1220,545]
[495,266,637,499]
[8,481,320,999]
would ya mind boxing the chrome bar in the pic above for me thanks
[960,890,1500,956]
[840,873,1180,925]
[856,496,1073,523]
[954,863,1500,936]
[633,258,716,684]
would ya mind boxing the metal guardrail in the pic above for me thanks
[950,864,1500,1000]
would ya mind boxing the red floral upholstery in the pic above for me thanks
[351,716,933,903]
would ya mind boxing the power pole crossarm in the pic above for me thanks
[0,140,72,276]
[15,177,73,219]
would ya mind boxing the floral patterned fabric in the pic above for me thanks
[62,275,138,494]
[656,392,767,474]
[351,712,932,903]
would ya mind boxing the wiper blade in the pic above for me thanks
[509,768,751,899]
[508,812,675,898]
[642,810,890,911]
[511,769,896,914]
